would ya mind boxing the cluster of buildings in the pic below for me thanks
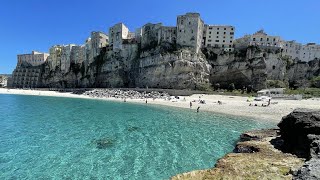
[235,30,320,62]
[11,12,320,88]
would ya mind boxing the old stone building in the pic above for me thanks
[141,23,162,49]
[158,26,177,45]
[203,25,235,51]
[48,45,63,70]
[17,51,49,67]
[109,23,130,50]
[90,31,108,62]
[11,64,42,88]
[235,30,283,49]
[176,13,204,53]
[61,44,75,73]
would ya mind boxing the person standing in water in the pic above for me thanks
[197,106,200,113]
[190,101,192,108]
[145,99,148,104]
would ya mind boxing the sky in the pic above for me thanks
[0,0,319,74]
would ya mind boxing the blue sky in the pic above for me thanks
[0,0,319,74]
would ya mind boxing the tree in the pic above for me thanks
[214,83,220,91]
[228,83,235,92]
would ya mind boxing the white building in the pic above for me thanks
[203,25,235,51]
[235,30,283,49]
[176,13,204,53]
[282,41,320,62]
[90,31,108,62]
[61,44,75,73]
[109,23,130,50]
[17,51,49,67]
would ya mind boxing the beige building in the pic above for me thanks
[90,31,108,62]
[61,44,75,73]
[203,25,235,51]
[11,66,42,88]
[48,45,63,70]
[17,51,49,67]
[176,13,204,53]
[235,30,283,49]
[109,23,130,50]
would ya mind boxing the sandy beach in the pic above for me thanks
[1,88,319,123]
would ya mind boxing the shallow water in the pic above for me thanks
[0,94,275,179]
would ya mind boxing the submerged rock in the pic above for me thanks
[92,138,115,149]
[127,126,140,132]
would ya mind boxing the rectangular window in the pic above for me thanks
[253,38,256,41]
[230,32,234,35]
[217,32,219,34]
[209,27,212,30]
[215,40,219,42]
[223,40,225,42]
[216,36,219,38]
[208,40,212,42]
[224,32,226,35]
[224,28,226,30]
[260,38,263,41]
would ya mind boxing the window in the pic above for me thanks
[231,28,234,30]
[224,28,226,30]
[208,40,212,42]
[181,20,184,25]
[230,41,232,43]
[253,38,256,41]
[223,36,226,39]
[209,36,211,38]
[215,40,219,42]
[230,36,233,39]
[209,27,213,30]
[224,32,226,35]
[223,40,225,42]
[217,32,219,34]
[209,31,212,34]
[222,45,225,47]
[230,32,234,35]
[216,36,219,38]
[260,38,263,41]
[267,38,269,41]
[189,22,191,25]
[217,28,219,30]
[229,45,232,48]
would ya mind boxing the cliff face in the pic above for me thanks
[38,45,320,90]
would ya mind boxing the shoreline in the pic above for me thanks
[1,88,319,123]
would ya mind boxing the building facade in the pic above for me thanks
[176,13,204,53]
[61,44,75,73]
[17,51,49,67]
[235,30,283,49]
[48,45,63,70]
[203,25,235,51]
[109,23,130,50]
[11,66,42,88]
[90,31,108,63]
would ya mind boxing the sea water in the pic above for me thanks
[0,94,275,179]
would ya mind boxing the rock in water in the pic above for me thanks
[92,138,115,149]
[278,108,320,158]
[278,108,320,180]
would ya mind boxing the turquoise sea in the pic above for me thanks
[0,94,275,179]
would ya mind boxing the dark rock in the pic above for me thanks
[240,129,279,141]
[127,126,140,132]
[92,138,115,149]
[233,144,259,153]
[278,108,320,158]
[293,158,320,180]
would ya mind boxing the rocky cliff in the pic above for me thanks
[38,44,320,91]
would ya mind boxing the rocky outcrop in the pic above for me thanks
[278,109,320,180]
[172,109,320,180]
[171,129,304,180]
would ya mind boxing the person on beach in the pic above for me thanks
[145,99,148,104]
[190,101,192,108]
[268,98,271,106]
[197,106,200,113]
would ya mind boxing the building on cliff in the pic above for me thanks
[203,25,235,51]
[176,13,204,53]
[61,44,75,73]
[70,45,86,64]
[282,42,320,62]
[47,45,63,70]
[17,51,49,67]
[234,30,283,49]
[89,31,109,63]
[109,23,131,51]
[11,63,42,88]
